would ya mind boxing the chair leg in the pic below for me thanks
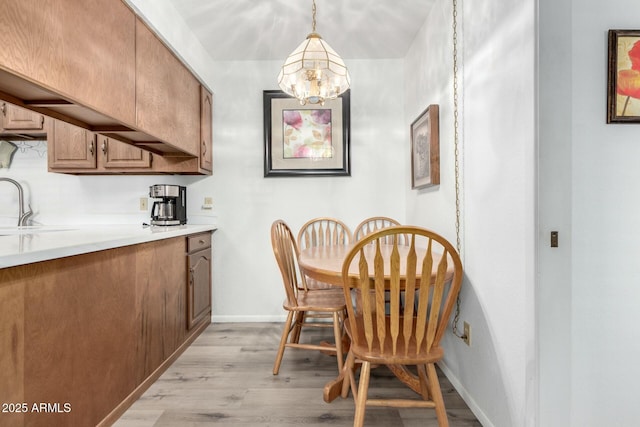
[273,311,294,375]
[290,311,305,343]
[341,350,355,398]
[332,312,344,372]
[417,364,430,400]
[353,361,371,427]
[426,363,449,427]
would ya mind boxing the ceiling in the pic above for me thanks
[166,0,434,61]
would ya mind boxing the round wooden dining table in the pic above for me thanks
[297,243,455,403]
[298,243,453,288]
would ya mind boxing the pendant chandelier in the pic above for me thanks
[277,0,350,105]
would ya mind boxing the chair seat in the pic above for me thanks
[345,317,444,365]
[284,288,346,312]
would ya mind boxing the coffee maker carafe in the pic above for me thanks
[149,184,187,226]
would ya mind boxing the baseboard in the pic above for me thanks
[438,360,495,427]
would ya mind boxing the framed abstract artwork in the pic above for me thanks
[607,29,640,123]
[411,104,440,189]
[263,90,350,177]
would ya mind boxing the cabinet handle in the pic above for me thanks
[101,139,107,155]
[0,103,5,116]
[202,140,206,155]
[198,239,205,244]
[189,271,194,286]
[89,141,94,156]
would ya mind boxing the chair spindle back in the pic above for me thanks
[297,217,352,250]
[271,220,306,305]
[342,226,463,357]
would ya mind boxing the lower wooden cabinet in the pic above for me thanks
[0,232,213,427]
[187,232,212,329]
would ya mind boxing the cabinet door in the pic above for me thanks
[135,19,200,156]
[0,0,136,125]
[187,248,211,330]
[200,87,213,171]
[48,121,97,169]
[1,102,44,131]
[99,135,151,169]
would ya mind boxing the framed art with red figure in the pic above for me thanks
[608,29,640,123]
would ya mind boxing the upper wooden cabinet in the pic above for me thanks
[48,120,153,173]
[135,19,200,158]
[0,0,136,126]
[99,135,152,170]
[1,102,44,132]
[0,0,213,174]
[200,87,213,172]
[48,120,97,170]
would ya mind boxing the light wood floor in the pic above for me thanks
[114,323,481,427]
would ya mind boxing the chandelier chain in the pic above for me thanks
[311,0,317,33]
[450,0,465,340]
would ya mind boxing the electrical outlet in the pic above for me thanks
[202,196,214,210]
[139,197,148,211]
[463,321,471,346]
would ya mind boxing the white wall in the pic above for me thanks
[404,0,535,426]
[538,0,572,424]
[538,0,640,426]
[205,58,406,321]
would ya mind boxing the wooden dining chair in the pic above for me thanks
[297,217,353,290]
[270,220,346,375]
[353,216,401,242]
[354,217,407,310]
[297,217,352,250]
[340,226,463,427]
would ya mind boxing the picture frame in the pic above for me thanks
[607,29,640,123]
[263,90,351,177]
[411,104,440,189]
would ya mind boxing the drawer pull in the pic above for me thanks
[198,239,205,244]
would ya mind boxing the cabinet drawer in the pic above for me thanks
[187,233,211,253]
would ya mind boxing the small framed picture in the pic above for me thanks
[263,90,350,177]
[607,29,640,123]
[411,104,440,189]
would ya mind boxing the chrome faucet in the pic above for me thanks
[0,177,33,226]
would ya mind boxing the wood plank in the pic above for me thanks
[0,272,25,427]
[22,248,137,427]
[114,323,481,427]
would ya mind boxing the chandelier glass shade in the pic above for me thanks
[277,1,350,105]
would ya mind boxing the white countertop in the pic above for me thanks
[0,224,217,268]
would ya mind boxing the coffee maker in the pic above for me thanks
[149,184,187,226]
